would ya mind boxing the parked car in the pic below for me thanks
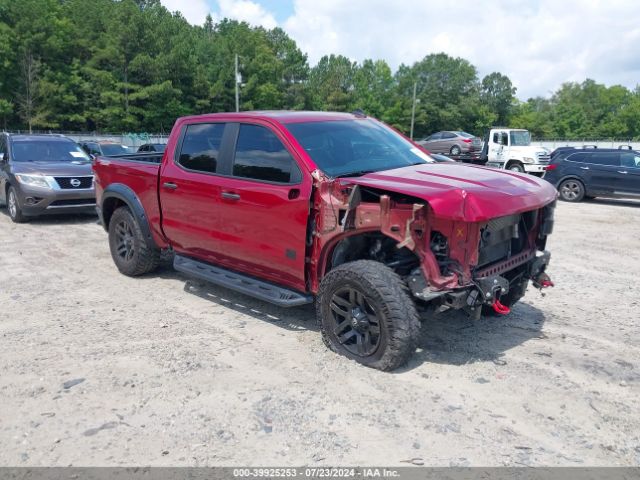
[544,148,640,202]
[81,141,131,157]
[0,133,96,223]
[417,131,482,157]
[93,111,557,370]
[429,153,456,163]
[137,143,166,153]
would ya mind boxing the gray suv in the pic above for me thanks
[0,134,96,223]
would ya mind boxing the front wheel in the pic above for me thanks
[558,179,585,202]
[507,162,525,173]
[108,206,160,276]
[317,260,421,371]
[7,186,28,223]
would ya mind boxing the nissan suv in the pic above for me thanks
[0,134,96,222]
[544,148,640,202]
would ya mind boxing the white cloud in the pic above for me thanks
[160,0,210,25]
[283,0,640,99]
[161,0,640,99]
[160,0,277,29]
[217,0,278,29]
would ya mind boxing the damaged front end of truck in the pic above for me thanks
[308,167,556,318]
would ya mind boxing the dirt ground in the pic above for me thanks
[0,198,639,467]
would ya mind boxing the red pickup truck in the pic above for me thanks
[93,111,557,370]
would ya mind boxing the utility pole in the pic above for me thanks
[235,54,240,113]
[410,81,417,140]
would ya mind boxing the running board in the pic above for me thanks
[174,255,313,308]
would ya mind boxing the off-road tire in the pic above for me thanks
[317,260,421,371]
[7,186,28,223]
[558,178,585,202]
[108,206,160,276]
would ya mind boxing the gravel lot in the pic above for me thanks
[0,199,639,467]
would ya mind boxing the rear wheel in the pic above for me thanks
[317,260,421,371]
[7,186,28,223]
[108,206,160,276]
[450,145,461,156]
[558,179,585,202]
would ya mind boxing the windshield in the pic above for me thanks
[101,144,131,156]
[11,140,91,162]
[285,119,433,177]
[509,131,531,146]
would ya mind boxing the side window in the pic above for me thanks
[442,132,456,139]
[139,145,148,152]
[429,133,442,141]
[493,132,508,145]
[0,136,6,156]
[232,124,299,183]
[620,152,640,168]
[566,152,587,163]
[85,143,100,155]
[587,153,620,166]
[178,123,225,173]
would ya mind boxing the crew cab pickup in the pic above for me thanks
[93,111,557,370]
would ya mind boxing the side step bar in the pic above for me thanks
[174,255,313,308]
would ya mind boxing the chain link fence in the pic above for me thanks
[3,130,169,148]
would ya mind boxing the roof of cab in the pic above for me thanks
[8,134,74,142]
[179,111,365,125]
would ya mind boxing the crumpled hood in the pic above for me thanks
[12,161,93,176]
[341,163,558,222]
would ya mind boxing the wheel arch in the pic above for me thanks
[317,229,420,283]
[505,159,524,169]
[554,173,587,189]
[101,184,157,250]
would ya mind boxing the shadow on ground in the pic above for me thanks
[403,301,547,370]
[584,198,640,208]
[172,264,547,369]
[0,208,99,225]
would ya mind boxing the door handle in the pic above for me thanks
[618,170,628,174]
[163,182,178,190]
[221,191,241,201]
[579,166,589,170]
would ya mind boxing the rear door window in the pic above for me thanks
[620,152,640,168]
[177,123,225,173]
[585,152,620,166]
[232,124,300,184]
[566,152,587,163]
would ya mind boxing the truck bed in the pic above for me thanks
[93,153,165,246]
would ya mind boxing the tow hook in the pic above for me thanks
[492,299,511,315]
[533,272,554,290]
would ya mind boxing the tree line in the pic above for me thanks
[1,0,639,140]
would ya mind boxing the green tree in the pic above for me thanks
[0,98,13,129]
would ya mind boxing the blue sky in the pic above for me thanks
[161,0,640,100]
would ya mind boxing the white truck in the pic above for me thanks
[482,128,551,175]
